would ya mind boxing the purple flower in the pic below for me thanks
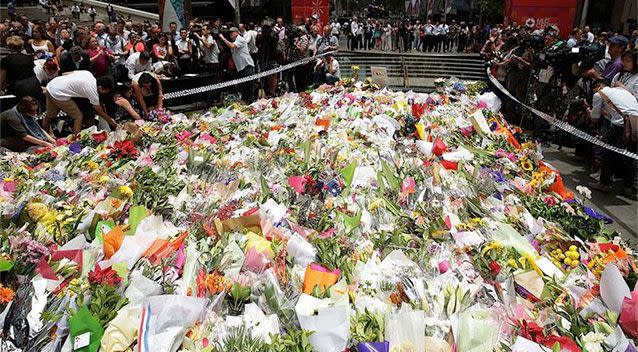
[9,235,49,264]
[69,142,82,154]
[584,207,613,224]
[491,171,506,183]
[43,169,65,181]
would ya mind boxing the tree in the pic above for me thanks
[476,0,504,25]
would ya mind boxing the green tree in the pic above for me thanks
[476,0,504,25]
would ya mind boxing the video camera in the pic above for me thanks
[520,34,546,52]
[541,41,605,69]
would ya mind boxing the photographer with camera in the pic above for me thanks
[219,27,256,103]
[583,35,627,85]
[313,52,340,86]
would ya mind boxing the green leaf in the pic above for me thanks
[127,205,148,235]
[340,161,357,188]
[0,256,14,272]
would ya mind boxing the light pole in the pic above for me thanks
[579,0,589,27]
[234,0,241,24]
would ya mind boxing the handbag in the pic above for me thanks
[598,91,638,144]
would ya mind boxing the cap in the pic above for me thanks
[608,35,628,46]
[229,26,239,33]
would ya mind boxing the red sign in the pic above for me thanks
[291,0,329,26]
[505,0,578,38]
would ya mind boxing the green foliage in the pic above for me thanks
[131,167,184,215]
[216,326,268,352]
[87,284,128,327]
[268,329,314,352]
[350,309,385,344]
[521,195,603,240]
[264,283,297,328]
[311,237,354,282]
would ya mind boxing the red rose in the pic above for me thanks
[488,260,501,275]
[92,131,107,143]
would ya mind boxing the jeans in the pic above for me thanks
[238,65,255,103]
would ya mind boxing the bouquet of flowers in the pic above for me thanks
[0,79,636,352]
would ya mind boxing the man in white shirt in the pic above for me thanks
[424,20,434,52]
[432,21,442,52]
[125,51,152,79]
[243,24,258,55]
[350,17,359,50]
[584,26,595,43]
[589,82,638,193]
[195,26,219,69]
[219,27,256,102]
[438,21,449,52]
[71,4,80,20]
[43,71,118,135]
[566,27,583,48]
[313,52,340,85]
[94,22,108,47]
[331,21,341,39]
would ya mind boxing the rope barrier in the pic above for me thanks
[486,68,638,161]
[163,50,337,100]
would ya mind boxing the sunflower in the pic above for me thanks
[520,158,534,171]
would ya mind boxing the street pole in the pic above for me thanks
[580,0,589,27]
[234,0,241,24]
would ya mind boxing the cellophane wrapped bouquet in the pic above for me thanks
[0,80,636,352]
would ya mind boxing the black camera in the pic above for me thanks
[542,41,605,68]
[521,34,546,52]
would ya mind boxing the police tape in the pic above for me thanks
[163,50,338,100]
[486,68,638,161]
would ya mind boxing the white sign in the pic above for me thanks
[74,332,90,349]
[370,66,388,87]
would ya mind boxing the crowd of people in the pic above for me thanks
[0,6,346,153]
[487,23,638,198]
[335,16,494,53]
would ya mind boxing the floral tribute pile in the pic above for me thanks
[1,81,637,352]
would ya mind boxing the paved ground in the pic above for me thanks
[542,145,638,241]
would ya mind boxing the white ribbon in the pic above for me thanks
[163,50,337,100]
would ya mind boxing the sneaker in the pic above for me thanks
[589,171,601,181]
[588,181,612,193]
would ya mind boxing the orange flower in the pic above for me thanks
[204,272,229,295]
[111,198,122,209]
[0,286,15,304]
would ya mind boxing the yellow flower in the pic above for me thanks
[3,178,13,182]
[351,65,360,70]
[520,158,533,171]
[27,202,48,220]
[86,161,99,170]
[119,185,133,197]
[99,176,110,183]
